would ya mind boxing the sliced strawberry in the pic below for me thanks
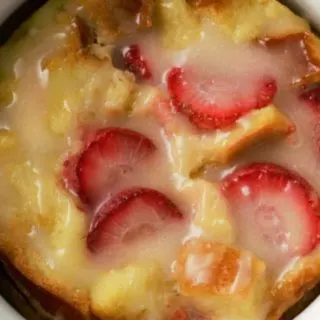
[61,129,109,196]
[300,87,320,114]
[222,163,320,269]
[167,67,277,130]
[171,309,190,320]
[259,33,320,87]
[122,44,152,80]
[87,187,183,253]
[77,128,156,205]
[300,87,320,154]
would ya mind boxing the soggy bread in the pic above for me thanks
[0,1,320,320]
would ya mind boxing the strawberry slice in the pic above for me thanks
[167,67,277,130]
[122,44,152,80]
[77,128,156,205]
[300,87,320,114]
[171,309,190,320]
[87,187,183,253]
[300,87,320,154]
[62,129,111,197]
[222,163,320,269]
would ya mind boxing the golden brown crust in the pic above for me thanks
[137,0,154,29]
[69,0,154,45]
[209,106,294,166]
[0,146,91,317]
[42,13,110,70]
[260,32,320,87]
[0,255,88,320]
[1,245,90,317]
[175,239,268,320]
[69,0,119,44]
[267,254,320,320]
[186,0,215,7]
[159,105,293,176]
[193,0,320,87]
[193,0,309,43]
[176,240,241,295]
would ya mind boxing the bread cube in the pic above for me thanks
[91,261,167,320]
[154,0,201,49]
[175,239,268,320]
[164,105,293,176]
[178,179,234,244]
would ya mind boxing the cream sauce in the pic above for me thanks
[0,5,318,320]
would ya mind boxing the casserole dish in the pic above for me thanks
[1,0,320,319]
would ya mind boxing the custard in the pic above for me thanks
[0,1,320,319]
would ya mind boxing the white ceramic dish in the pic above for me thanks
[0,0,319,319]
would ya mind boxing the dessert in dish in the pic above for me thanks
[1,0,320,319]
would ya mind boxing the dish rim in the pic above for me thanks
[0,0,319,319]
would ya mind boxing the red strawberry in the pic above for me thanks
[300,87,320,113]
[167,67,277,130]
[122,44,152,80]
[77,128,156,205]
[61,129,109,196]
[222,163,320,269]
[87,188,183,253]
[171,309,190,320]
[300,87,320,154]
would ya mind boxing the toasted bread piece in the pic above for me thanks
[0,0,67,109]
[131,85,162,116]
[161,105,293,176]
[43,16,135,135]
[175,239,268,320]
[194,0,320,87]
[154,0,201,49]
[267,252,320,320]
[260,32,320,87]
[192,0,309,43]
[47,58,135,134]
[0,160,91,315]
[69,0,154,45]
[178,179,234,244]
[188,0,320,87]
[91,261,167,320]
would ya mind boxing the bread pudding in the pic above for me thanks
[1,0,320,319]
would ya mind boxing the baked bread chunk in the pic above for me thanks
[0,0,320,319]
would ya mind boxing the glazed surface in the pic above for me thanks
[1,1,320,319]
